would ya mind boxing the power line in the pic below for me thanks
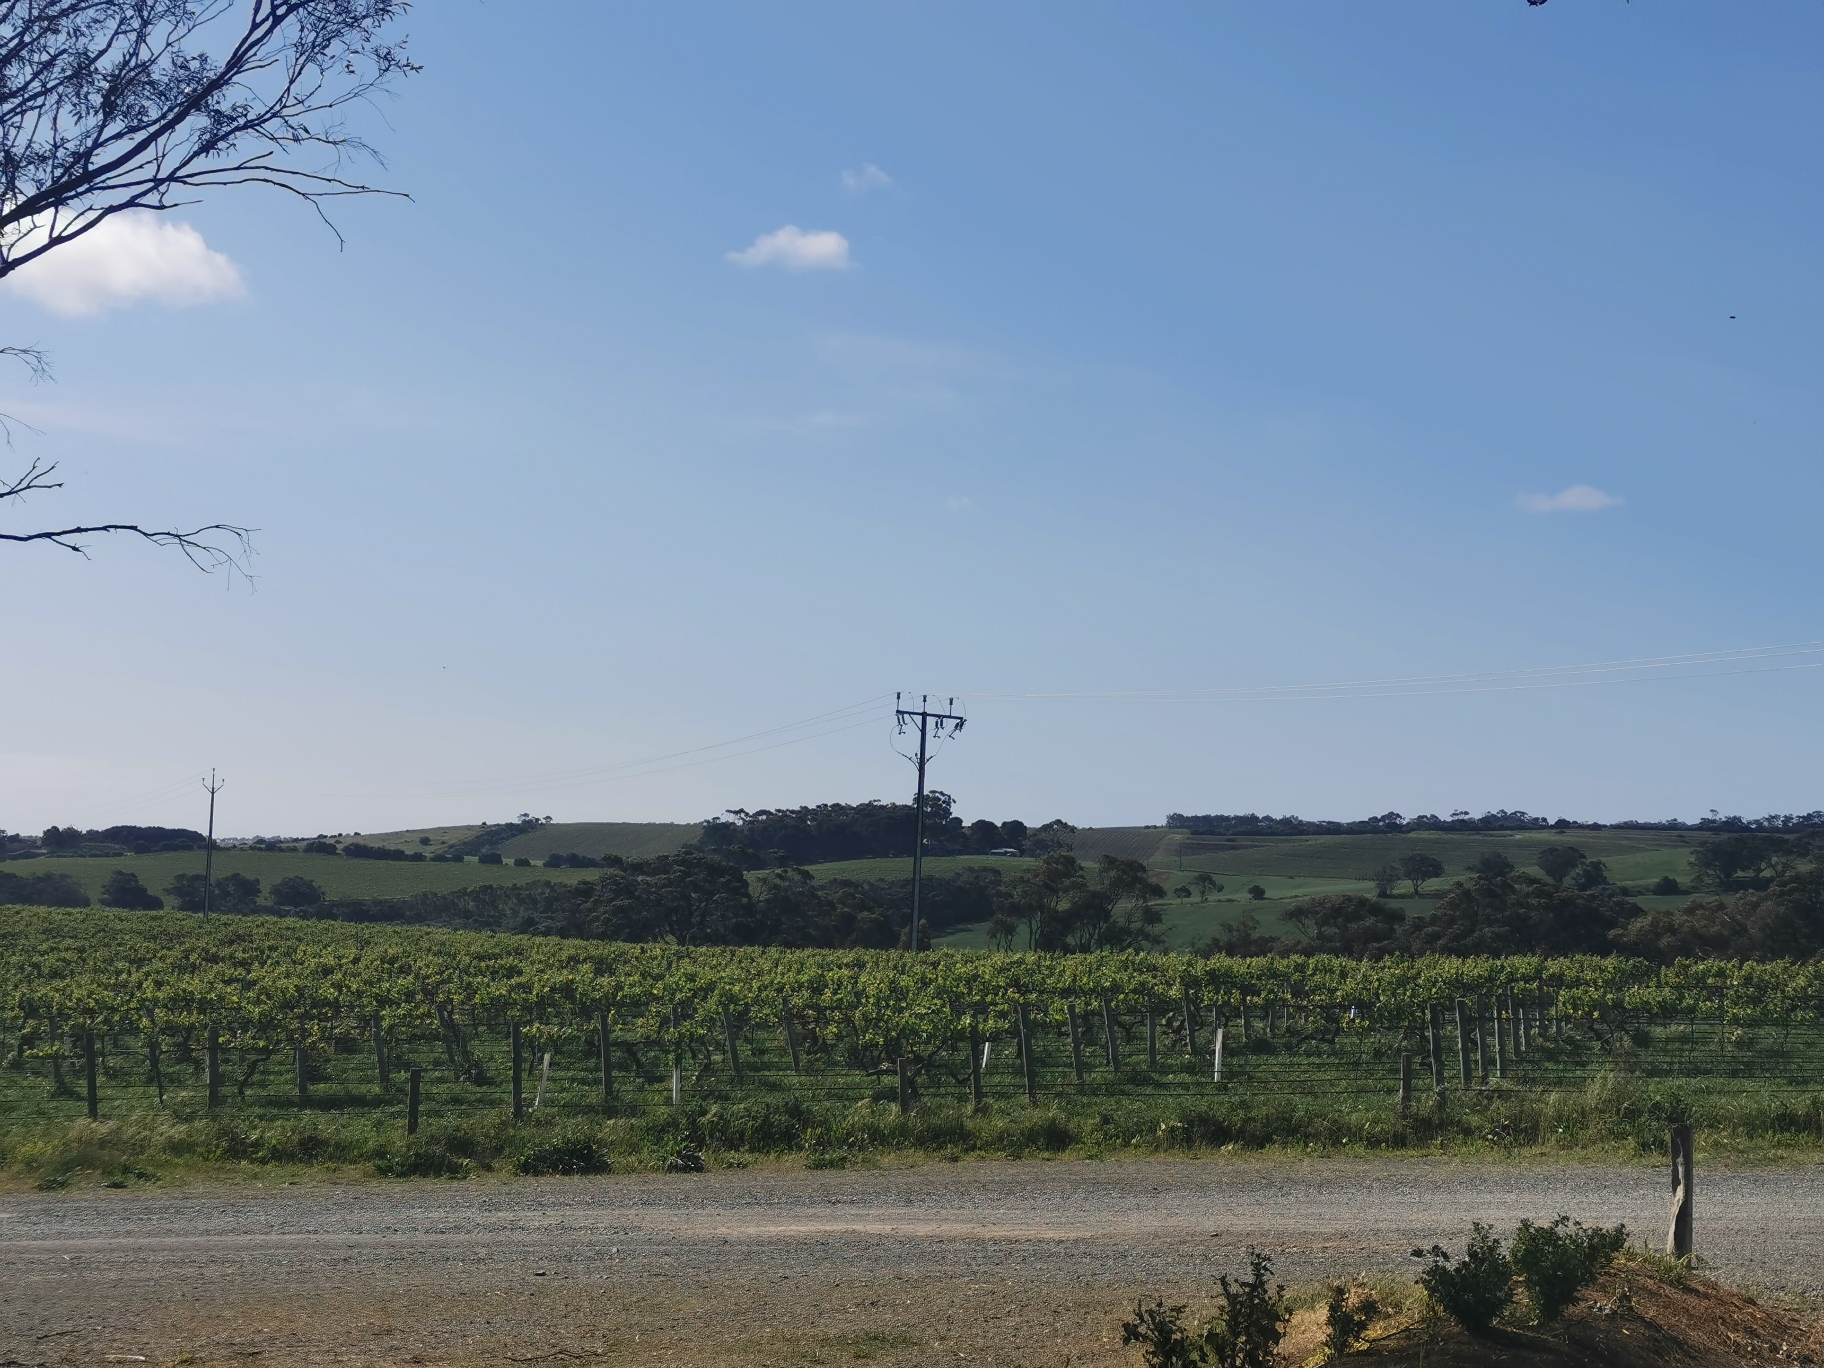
[894,694,966,954]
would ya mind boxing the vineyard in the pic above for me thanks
[3,907,1823,1173]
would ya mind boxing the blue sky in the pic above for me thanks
[5,2,1823,837]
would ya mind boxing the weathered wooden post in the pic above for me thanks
[1667,1124,1695,1258]
[1398,1053,1412,1118]
[598,1010,614,1102]
[1212,1024,1225,1083]
[1101,994,1119,1073]
[1517,995,1531,1054]
[1181,988,1198,1056]
[1145,1003,1158,1071]
[83,1030,98,1121]
[896,1056,910,1116]
[1492,1000,1506,1080]
[407,1067,422,1136]
[721,1005,743,1081]
[1066,1003,1086,1084]
[147,1019,164,1105]
[669,1005,682,1108]
[968,1025,984,1109]
[295,1044,310,1100]
[1454,1001,1472,1090]
[510,1023,524,1120]
[1427,1004,1445,1090]
[782,1002,802,1074]
[1016,1003,1037,1103]
[206,1025,222,1111]
[1475,1001,1489,1082]
[1240,997,1251,1042]
[372,1013,389,1090]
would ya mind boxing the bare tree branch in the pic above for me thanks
[0,458,256,579]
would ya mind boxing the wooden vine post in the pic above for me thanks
[1427,1004,1445,1090]
[1015,1002,1037,1103]
[372,1013,389,1090]
[82,1029,98,1121]
[1100,994,1119,1074]
[968,1024,984,1109]
[1145,1003,1158,1071]
[206,1024,222,1111]
[1066,1003,1086,1084]
[598,1010,614,1102]
[721,1005,743,1081]
[670,1005,683,1108]
[1181,988,1198,1056]
[511,1023,524,1121]
[1454,1001,1472,1090]
[1211,1022,1225,1083]
[896,1056,910,1116]
[295,1044,310,1100]
[1667,1124,1695,1258]
[1397,1052,1412,1118]
[782,1001,802,1073]
[407,1067,422,1136]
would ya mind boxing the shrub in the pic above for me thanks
[1201,1249,1290,1368]
[511,1134,611,1176]
[270,876,324,909]
[1121,1300,1200,1368]
[100,870,163,910]
[1322,1282,1380,1357]
[1247,885,1267,901]
[302,840,338,855]
[1414,1223,1513,1334]
[1651,875,1680,896]
[477,851,504,865]
[374,1139,471,1178]
[664,1147,705,1172]
[513,857,532,868]
[1510,1216,1628,1323]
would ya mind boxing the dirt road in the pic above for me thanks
[3,1157,1820,1367]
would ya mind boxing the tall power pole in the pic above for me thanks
[201,770,224,919]
[894,694,965,952]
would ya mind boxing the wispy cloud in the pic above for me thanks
[726,225,851,271]
[841,163,895,195]
[1517,484,1623,514]
[2,211,244,317]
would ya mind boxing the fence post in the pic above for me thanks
[1016,1002,1037,1103]
[1475,1001,1489,1083]
[598,1010,614,1102]
[968,1025,984,1109]
[670,1005,683,1108]
[1492,1000,1506,1080]
[295,1044,310,1100]
[1667,1124,1695,1258]
[1427,1004,1444,1090]
[1516,995,1530,1055]
[896,1056,910,1116]
[1066,1002,1085,1084]
[407,1067,422,1136]
[1181,988,1198,1056]
[1240,997,1251,1042]
[1398,1053,1412,1118]
[1454,1001,1472,1090]
[83,1030,98,1121]
[1145,1003,1157,1071]
[148,1019,164,1105]
[783,1001,802,1074]
[511,1023,524,1120]
[206,1024,221,1111]
[372,1013,389,1090]
[721,1005,743,1081]
[1212,1024,1225,1083]
[1101,994,1120,1074]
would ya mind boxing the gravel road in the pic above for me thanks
[3,1157,1819,1368]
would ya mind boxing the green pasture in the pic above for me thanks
[6,849,598,903]
[1163,828,1699,885]
[494,822,700,862]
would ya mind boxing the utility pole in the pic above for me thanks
[894,694,965,953]
[201,770,224,919]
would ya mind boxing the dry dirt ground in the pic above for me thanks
[3,1157,1821,1368]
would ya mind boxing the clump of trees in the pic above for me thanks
[694,796,1066,869]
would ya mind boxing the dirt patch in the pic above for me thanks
[1361,1268,1824,1367]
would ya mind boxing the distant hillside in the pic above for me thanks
[493,822,701,862]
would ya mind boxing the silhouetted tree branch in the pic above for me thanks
[0,1,415,575]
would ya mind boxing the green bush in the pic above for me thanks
[510,1134,610,1176]
[1413,1223,1513,1334]
[1510,1216,1627,1323]
[1201,1249,1290,1368]
[374,1138,472,1178]
[1322,1282,1379,1357]
[1121,1300,1200,1368]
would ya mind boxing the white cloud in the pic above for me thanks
[1517,484,1623,514]
[2,211,244,317]
[842,163,895,194]
[726,225,851,271]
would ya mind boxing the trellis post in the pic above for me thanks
[82,1030,98,1121]
[1212,1023,1225,1083]
[1454,1001,1472,1090]
[1015,1002,1037,1103]
[968,1024,984,1109]
[1066,1003,1085,1084]
[721,1005,743,1081]
[372,1013,389,1090]
[598,1010,614,1102]
[511,1023,524,1120]
[896,1056,910,1116]
[407,1067,422,1136]
[1100,994,1119,1074]
[783,1001,802,1073]
[295,1044,310,1100]
[1145,1003,1157,1071]
[1181,988,1198,1056]
[206,1025,221,1111]
[1398,1052,1412,1118]
[1427,1004,1445,1090]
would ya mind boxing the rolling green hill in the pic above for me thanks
[494,822,700,862]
